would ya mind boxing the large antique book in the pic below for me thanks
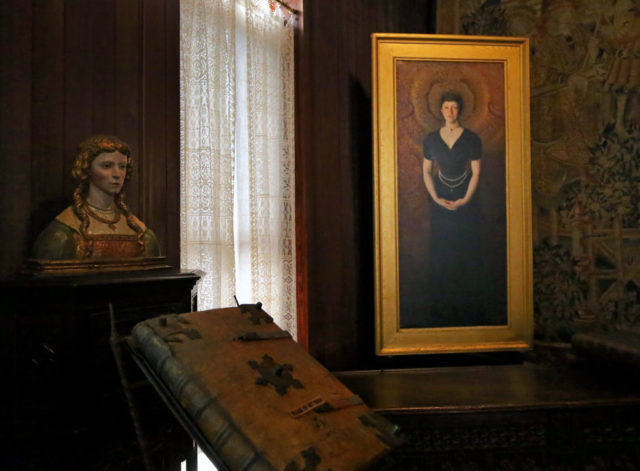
[128,304,402,471]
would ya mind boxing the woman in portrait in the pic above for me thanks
[32,135,160,260]
[421,91,485,326]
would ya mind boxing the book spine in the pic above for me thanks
[132,322,276,471]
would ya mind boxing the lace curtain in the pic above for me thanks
[180,0,297,338]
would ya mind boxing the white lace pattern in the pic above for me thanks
[180,0,296,338]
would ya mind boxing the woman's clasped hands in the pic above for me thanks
[434,198,467,211]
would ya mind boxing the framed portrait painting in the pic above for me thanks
[373,34,533,355]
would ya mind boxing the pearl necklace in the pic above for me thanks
[85,203,121,230]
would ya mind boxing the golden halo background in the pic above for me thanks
[417,79,476,128]
[402,60,505,156]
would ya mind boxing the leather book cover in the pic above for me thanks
[129,305,402,471]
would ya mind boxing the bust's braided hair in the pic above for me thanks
[71,135,145,257]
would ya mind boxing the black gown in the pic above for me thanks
[420,128,485,327]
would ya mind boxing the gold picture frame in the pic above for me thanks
[373,34,532,355]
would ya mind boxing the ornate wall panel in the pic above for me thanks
[0,0,180,276]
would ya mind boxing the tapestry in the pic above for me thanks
[453,0,640,341]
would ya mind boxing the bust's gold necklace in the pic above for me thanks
[85,202,121,230]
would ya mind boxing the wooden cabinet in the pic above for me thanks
[1,269,201,470]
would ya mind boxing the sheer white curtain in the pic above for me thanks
[180,0,296,337]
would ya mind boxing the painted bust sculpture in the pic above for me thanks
[32,135,160,260]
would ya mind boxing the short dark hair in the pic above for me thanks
[440,91,464,114]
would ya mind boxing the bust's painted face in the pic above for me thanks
[90,151,128,198]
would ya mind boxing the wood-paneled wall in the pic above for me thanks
[297,0,438,370]
[0,0,179,276]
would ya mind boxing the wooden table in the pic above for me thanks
[337,363,640,470]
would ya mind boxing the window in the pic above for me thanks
[180,0,297,337]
